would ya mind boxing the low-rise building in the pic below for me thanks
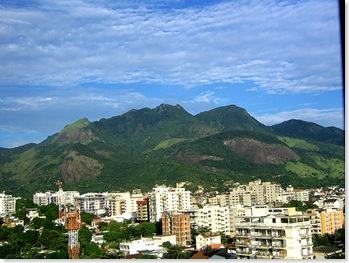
[119,235,176,257]
[196,233,222,250]
[26,208,39,221]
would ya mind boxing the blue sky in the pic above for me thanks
[0,0,343,148]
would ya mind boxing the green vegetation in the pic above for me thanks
[162,242,191,259]
[285,161,323,177]
[313,228,345,259]
[278,136,319,151]
[81,211,95,225]
[153,138,187,150]
[282,200,318,212]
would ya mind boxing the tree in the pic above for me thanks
[39,203,58,221]
[81,211,94,225]
[39,229,63,249]
[23,230,39,247]
[163,244,191,259]
[82,242,103,258]
[79,226,92,248]
[282,200,318,212]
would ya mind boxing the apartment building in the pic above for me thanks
[107,193,129,217]
[162,212,191,246]
[319,208,344,234]
[235,208,313,259]
[33,191,59,206]
[294,189,310,202]
[149,185,191,222]
[246,180,282,205]
[61,191,80,205]
[136,197,149,222]
[75,192,108,215]
[0,193,17,217]
[33,190,79,206]
[306,209,322,235]
[130,192,146,214]
[195,205,230,234]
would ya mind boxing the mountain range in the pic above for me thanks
[0,104,344,197]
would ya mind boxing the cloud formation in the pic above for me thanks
[0,0,342,93]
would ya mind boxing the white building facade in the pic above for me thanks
[149,185,191,222]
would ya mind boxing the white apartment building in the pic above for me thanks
[235,208,313,259]
[119,235,176,256]
[33,191,59,206]
[33,190,79,206]
[149,185,191,222]
[196,233,222,250]
[0,193,17,217]
[294,190,309,202]
[107,192,132,217]
[195,205,230,234]
[229,205,251,236]
[61,191,80,205]
[130,192,146,214]
[75,192,109,215]
[246,180,282,204]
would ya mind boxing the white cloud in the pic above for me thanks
[193,91,224,104]
[0,96,55,111]
[0,0,342,93]
[255,108,344,128]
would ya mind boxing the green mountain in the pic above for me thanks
[0,104,344,197]
[271,119,344,145]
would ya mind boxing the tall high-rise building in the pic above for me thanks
[149,185,191,222]
[162,212,191,246]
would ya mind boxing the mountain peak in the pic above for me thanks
[196,104,266,132]
[62,118,90,132]
[272,119,344,145]
[154,103,185,111]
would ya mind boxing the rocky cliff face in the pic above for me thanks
[224,138,300,164]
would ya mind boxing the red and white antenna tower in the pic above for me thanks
[55,180,81,259]
[64,205,81,259]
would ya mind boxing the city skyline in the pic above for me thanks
[0,0,344,148]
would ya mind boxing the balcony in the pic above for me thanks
[256,252,272,259]
[255,244,272,249]
[236,240,251,247]
[236,232,250,237]
[272,243,286,249]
